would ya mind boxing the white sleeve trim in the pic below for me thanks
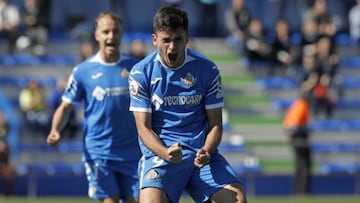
[205,102,224,110]
[129,107,152,113]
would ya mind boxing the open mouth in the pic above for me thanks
[168,53,177,63]
[105,42,116,48]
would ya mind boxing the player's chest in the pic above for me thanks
[150,69,205,96]
[85,68,129,89]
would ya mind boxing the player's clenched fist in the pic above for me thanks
[194,148,211,168]
[46,130,61,146]
[167,142,182,163]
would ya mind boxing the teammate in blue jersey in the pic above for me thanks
[46,12,141,203]
[129,6,247,203]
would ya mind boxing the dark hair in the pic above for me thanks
[95,12,123,30]
[153,6,188,33]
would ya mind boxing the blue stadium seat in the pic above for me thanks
[335,33,359,46]
[17,163,85,176]
[339,57,360,68]
[218,143,246,153]
[258,76,360,90]
[57,141,83,153]
[0,54,41,66]
[311,142,360,153]
[0,54,76,66]
[231,163,262,174]
[0,75,23,86]
[319,162,360,175]
[309,119,360,131]
[342,77,360,89]
[0,75,57,89]
[256,77,298,90]
[38,55,76,66]
[272,98,360,110]
[19,141,83,153]
[271,99,292,110]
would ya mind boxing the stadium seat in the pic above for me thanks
[272,98,360,110]
[231,163,262,174]
[16,163,85,176]
[258,76,360,90]
[339,57,360,68]
[19,141,83,153]
[311,142,360,153]
[0,54,76,66]
[218,143,246,153]
[0,54,41,66]
[309,119,360,131]
[256,77,299,90]
[319,162,360,175]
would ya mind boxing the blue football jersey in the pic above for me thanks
[129,49,224,157]
[63,52,141,161]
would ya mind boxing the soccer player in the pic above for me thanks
[46,12,141,203]
[129,6,247,203]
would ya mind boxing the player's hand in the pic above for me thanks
[167,142,182,163]
[194,148,211,168]
[46,130,61,147]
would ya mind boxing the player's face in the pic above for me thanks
[95,16,122,62]
[152,28,188,68]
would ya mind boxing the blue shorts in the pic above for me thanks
[139,148,241,203]
[84,159,139,200]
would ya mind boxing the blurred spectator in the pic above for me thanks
[299,19,319,61]
[224,0,251,67]
[283,90,312,195]
[128,39,147,60]
[243,19,271,65]
[79,40,95,62]
[298,52,321,84]
[303,0,332,27]
[315,35,343,98]
[316,36,338,78]
[0,109,15,196]
[296,0,314,20]
[16,0,51,55]
[269,18,296,77]
[312,73,335,119]
[318,20,337,54]
[18,79,50,137]
[0,0,20,54]
[349,0,360,42]
[47,76,80,140]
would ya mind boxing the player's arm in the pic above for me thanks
[133,111,182,163]
[46,101,73,146]
[195,108,223,168]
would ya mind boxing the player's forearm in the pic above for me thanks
[51,103,71,133]
[204,108,223,154]
[138,128,168,159]
[203,124,222,154]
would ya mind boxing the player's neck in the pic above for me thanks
[101,52,120,63]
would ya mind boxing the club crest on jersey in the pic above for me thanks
[146,169,160,180]
[181,73,196,88]
[121,68,129,78]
